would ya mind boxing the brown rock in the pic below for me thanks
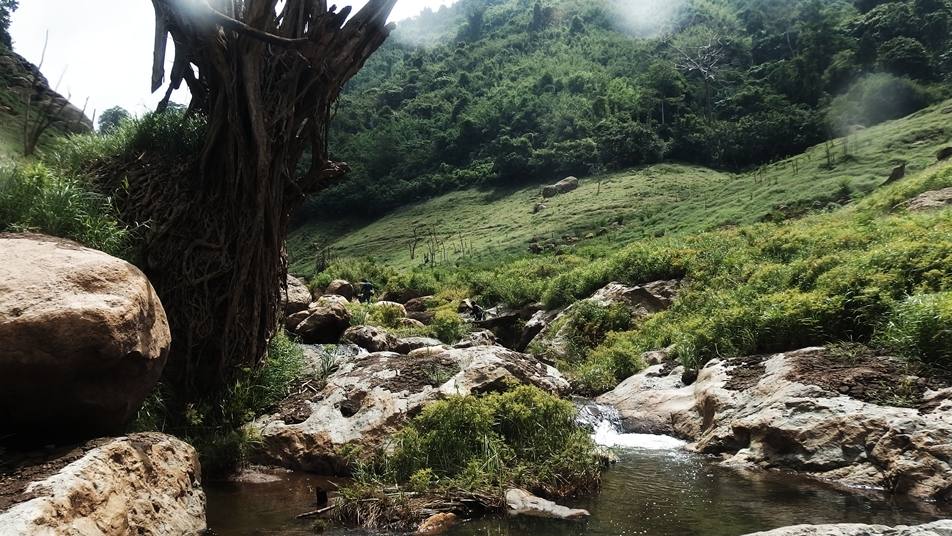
[0,433,206,534]
[296,304,351,344]
[282,275,312,316]
[404,296,433,313]
[342,325,398,353]
[0,234,170,441]
[285,310,310,332]
[416,512,459,535]
[903,187,952,212]
[325,280,355,300]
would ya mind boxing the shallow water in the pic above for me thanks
[206,440,948,536]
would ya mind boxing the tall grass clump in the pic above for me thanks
[877,292,952,369]
[47,110,207,174]
[0,164,129,256]
[337,385,602,528]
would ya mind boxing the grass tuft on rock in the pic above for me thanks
[335,385,602,530]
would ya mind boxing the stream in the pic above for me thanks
[206,404,949,535]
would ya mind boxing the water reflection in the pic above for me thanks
[452,448,945,536]
[205,448,948,536]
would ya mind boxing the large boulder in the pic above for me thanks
[395,336,444,354]
[742,521,952,536]
[281,275,313,316]
[342,325,398,353]
[541,177,580,199]
[252,346,569,473]
[936,146,952,162]
[295,303,351,344]
[0,234,170,441]
[598,347,952,501]
[325,280,354,301]
[0,433,206,535]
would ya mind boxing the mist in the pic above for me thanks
[608,0,686,38]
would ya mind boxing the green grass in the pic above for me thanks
[336,385,603,530]
[522,161,952,388]
[290,99,952,277]
[0,163,130,257]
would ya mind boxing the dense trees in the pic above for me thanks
[0,0,17,48]
[300,0,952,219]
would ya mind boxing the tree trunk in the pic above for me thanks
[135,0,396,400]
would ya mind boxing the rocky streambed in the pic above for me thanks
[205,415,950,535]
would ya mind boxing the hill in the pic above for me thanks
[289,97,952,277]
[0,47,92,164]
[295,0,952,220]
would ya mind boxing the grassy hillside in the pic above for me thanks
[289,98,952,277]
[302,0,952,218]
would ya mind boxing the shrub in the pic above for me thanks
[877,292,952,368]
[372,385,601,498]
[430,309,467,343]
[576,331,649,395]
[370,301,405,328]
[0,164,129,257]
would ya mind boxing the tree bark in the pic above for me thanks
[137,0,396,399]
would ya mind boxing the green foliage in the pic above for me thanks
[430,309,467,343]
[298,0,952,219]
[0,0,17,48]
[0,164,129,256]
[97,106,131,134]
[49,110,206,173]
[575,331,649,394]
[877,292,952,368]
[365,385,601,498]
[133,332,306,476]
[563,301,633,357]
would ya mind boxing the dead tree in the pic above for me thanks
[21,33,70,156]
[124,0,397,399]
[667,32,724,121]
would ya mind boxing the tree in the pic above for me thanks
[97,106,130,134]
[126,0,396,400]
[0,0,17,48]
[878,37,933,79]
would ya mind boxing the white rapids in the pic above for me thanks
[577,400,687,450]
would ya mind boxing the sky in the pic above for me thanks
[10,0,456,123]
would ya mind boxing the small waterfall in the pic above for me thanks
[576,400,687,450]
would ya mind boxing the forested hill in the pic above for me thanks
[299,0,952,219]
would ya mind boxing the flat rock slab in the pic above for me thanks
[742,520,952,535]
[0,433,206,535]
